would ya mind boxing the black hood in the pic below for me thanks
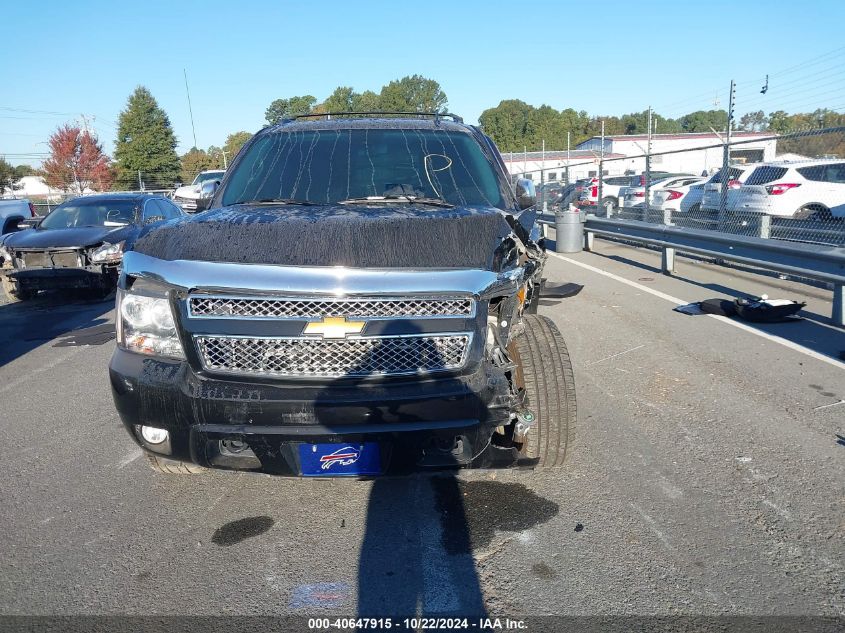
[3,225,133,250]
[131,205,520,271]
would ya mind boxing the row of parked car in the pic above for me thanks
[539,158,845,221]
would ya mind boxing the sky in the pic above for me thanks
[3,0,845,166]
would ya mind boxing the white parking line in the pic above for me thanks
[117,449,143,470]
[550,252,845,372]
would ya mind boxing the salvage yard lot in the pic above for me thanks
[0,244,843,618]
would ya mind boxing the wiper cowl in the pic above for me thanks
[338,195,454,208]
[232,198,318,206]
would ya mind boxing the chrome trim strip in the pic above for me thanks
[122,252,522,299]
[186,294,477,320]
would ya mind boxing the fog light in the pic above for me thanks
[141,425,169,444]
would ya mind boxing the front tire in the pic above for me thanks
[511,314,577,467]
[145,453,207,475]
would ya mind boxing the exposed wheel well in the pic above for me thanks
[1,215,23,235]
[795,203,831,220]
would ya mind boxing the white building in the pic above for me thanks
[576,131,777,176]
[502,132,778,182]
[502,149,628,183]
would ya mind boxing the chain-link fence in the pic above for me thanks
[514,126,845,248]
[2,168,217,217]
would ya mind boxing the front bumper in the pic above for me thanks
[5,266,118,291]
[109,348,518,476]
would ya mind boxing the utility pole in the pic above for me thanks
[138,170,143,191]
[183,68,198,149]
[541,139,546,212]
[566,131,570,186]
[645,106,653,218]
[220,150,229,169]
[719,80,736,227]
[523,146,527,177]
[597,120,605,212]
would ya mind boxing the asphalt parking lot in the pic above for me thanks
[0,242,843,623]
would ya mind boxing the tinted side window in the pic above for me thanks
[797,165,824,181]
[142,199,165,222]
[798,164,845,183]
[745,166,788,185]
[155,199,181,219]
[824,163,845,183]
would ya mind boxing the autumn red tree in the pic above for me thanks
[42,124,113,193]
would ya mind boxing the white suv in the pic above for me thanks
[729,160,845,219]
[700,164,758,214]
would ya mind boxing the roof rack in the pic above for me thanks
[286,111,464,124]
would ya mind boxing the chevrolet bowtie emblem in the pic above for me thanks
[302,316,366,339]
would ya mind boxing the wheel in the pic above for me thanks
[510,314,577,467]
[1,273,35,302]
[145,453,208,475]
[794,204,830,221]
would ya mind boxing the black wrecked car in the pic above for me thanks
[0,193,185,301]
[109,113,578,477]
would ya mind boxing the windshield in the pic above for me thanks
[221,128,507,208]
[39,199,137,230]
[192,171,225,185]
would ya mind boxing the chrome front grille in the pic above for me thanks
[189,296,474,319]
[195,334,470,378]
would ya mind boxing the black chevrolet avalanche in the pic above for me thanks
[109,113,577,477]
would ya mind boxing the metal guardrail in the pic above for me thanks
[542,212,845,326]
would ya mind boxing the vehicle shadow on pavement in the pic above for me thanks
[308,322,492,621]
[357,475,488,620]
[0,291,114,366]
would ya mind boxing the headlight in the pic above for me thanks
[116,284,184,359]
[91,241,125,263]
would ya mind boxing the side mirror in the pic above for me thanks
[199,180,219,199]
[195,180,220,212]
[515,178,536,210]
[17,217,41,230]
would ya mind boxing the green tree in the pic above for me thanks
[179,147,210,184]
[767,110,791,134]
[738,110,768,132]
[322,86,358,113]
[0,158,16,193]
[353,90,381,112]
[679,109,728,133]
[618,110,681,135]
[113,86,180,189]
[265,95,317,125]
[478,99,534,153]
[378,75,447,113]
[223,131,253,163]
[206,145,224,169]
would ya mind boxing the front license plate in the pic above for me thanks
[298,442,382,477]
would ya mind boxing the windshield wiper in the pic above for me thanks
[338,195,454,208]
[232,198,319,206]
